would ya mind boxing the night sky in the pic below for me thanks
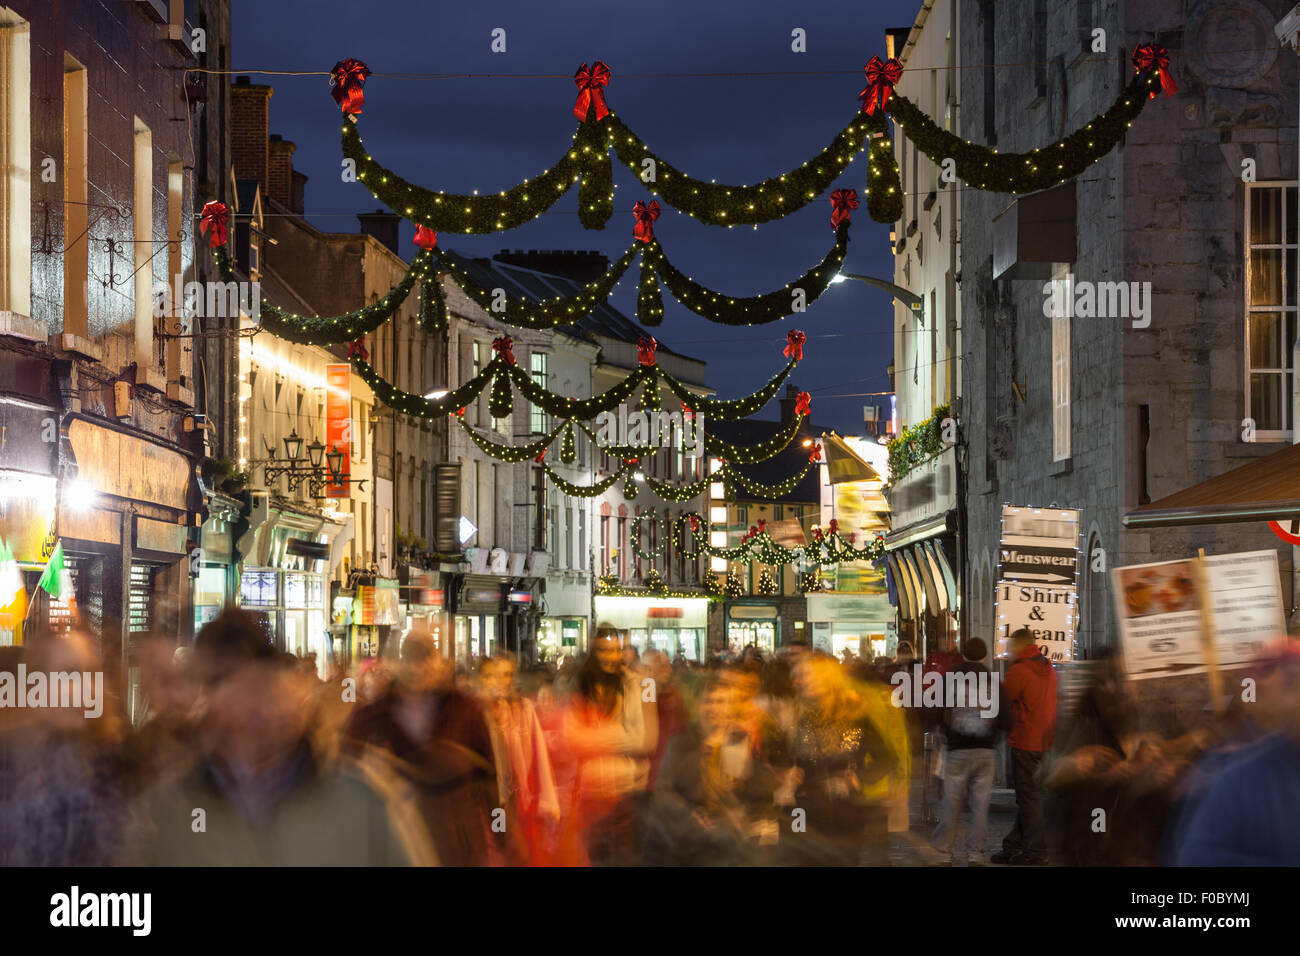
[233,0,923,435]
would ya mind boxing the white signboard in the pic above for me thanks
[995,506,1081,660]
[1112,549,1285,680]
[995,582,1077,661]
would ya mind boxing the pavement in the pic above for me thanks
[888,771,1024,867]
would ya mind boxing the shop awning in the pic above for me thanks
[912,543,944,612]
[926,539,959,613]
[1123,442,1300,528]
[885,553,913,618]
[823,434,881,484]
[899,549,927,619]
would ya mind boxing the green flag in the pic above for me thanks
[37,542,66,599]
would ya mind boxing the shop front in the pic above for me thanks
[193,492,241,634]
[725,602,782,656]
[350,577,400,664]
[805,591,894,659]
[400,566,447,654]
[450,573,506,666]
[539,570,590,663]
[592,594,710,661]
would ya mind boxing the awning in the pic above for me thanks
[926,539,959,612]
[1123,442,1300,528]
[823,433,881,484]
[912,543,944,612]
[899,549,927,618]
[885,553,914,618]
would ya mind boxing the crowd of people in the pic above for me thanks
[0,609,1297,866]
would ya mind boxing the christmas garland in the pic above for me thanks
[658,360,795,419]
[604,113,872,228]
[863,111,903,224]
[594,573,714,600]
[725,454,819,500]
[455,415,571,463]
[886,69,1161,195]
[703,408,807,464]
[434,244,639,329]
[342,116,612,233]
[639,222,849,327]
[213,246,435,346]
[352,355,500,419]
[670,511,884,566]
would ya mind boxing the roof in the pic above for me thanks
[1123,443,1300,528]
[438,251,698,362]
[705,416,824,505]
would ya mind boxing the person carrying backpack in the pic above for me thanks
[932,637,999,865]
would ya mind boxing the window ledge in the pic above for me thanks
[134,365,168,394]
[129,0,169,24]
[0,311,44,343]
[1051,456,1073,476]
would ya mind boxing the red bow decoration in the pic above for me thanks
[1132,44,1176,99]
[748,526,759,539]
[535,449,547,463]
[859,56,902,115]
[849,532,857,544]
[330,58,372,116]
[623,457,639,465]
[574,61,611,121]
[632,200,661,244]
[199,201,228,248]
[830,188,859,229]
[455,407,465,418]
[784,329,806,362]
[795,391,811,417]
[413,225,438,249]
[689,515,700,532]
[812,527,824,542]
[637,336,658,366]
[346,338,369,362]
[492,336,515,365]
[757,519,767,533]
[828,518,839,536]
[810,442,822,463]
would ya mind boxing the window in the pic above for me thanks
[600,514,609,575]
[1051,264,1072,461]
[1245,183,1298,437]
[579,508,587,570]
[63,54,87,337]
[166,156,183,379]
[564,506,573,569]
[472,340,484,426]
[530,352,548,434]
[0,10,30,318]
[133,117,153,368]
[532,466,546,550]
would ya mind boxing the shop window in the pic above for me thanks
[1245,182,1299,438]
[63,53,88,336]
[0,9,30,318]
[133,117,154,368]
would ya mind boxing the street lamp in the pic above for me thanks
[306,438,325,469]
[326,448,345,480]
[830,271,925,325]
[283,430,304,461]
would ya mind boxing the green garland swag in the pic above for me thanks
[863,111,903,224]
[434,244,639,329]
[703,412,805,464]
[506,362,656,420]
[725,455,818,499]
[418,271,449,334]
[887,70,1160,196]
[658,360,796,419]
[456,415,570,462]
[604,112,872,228]
[342,117,612,233]
[539,459,626,498]
[213,247,435,346]
[352,355,500,419]
[641,223,849,326]
[670,511,884,565]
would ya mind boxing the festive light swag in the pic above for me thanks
[210,243,445,345]
[334,49,1173,229]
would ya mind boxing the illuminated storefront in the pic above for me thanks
[725,602,780,655]
[805,592,894,659]
[593,594,710,661]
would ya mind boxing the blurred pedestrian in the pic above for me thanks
[991,628,1058,866]
[932,638,999,865]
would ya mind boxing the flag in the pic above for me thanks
[37,541,66,599]
[0,538,27,645]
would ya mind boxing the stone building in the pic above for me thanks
[957,0,1299,729]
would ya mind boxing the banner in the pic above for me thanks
[1113,549,1285,680]
[995,582,1077,661]
[325,364,351,498]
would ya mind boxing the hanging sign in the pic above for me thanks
[325,364,352,498]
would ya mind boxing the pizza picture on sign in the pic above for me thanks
[1118,562,1198,619]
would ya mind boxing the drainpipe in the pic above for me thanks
[1277,6,1300,624]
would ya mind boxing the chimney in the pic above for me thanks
[267,134,296,210]
[779,384,799,425]
[231,77,273,196]
[291,170,308,215]
[357,209,401,255]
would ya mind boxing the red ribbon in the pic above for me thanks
[757,519,767,533]
[810,442,822,463]
[784,329,806,362]
[632,200,661,244]
[535,449,547,463]
[346,338,369,362]
[795,391,811,417]
[1132,44,1176,99]
[455,407,465,418]
[830,188,859,229]
[413,225,438,249]
[492,336,515,365]
[199,201,228,248]
[689,515,699,532]
[828,518,839,536]
[330,58,372,115]
[859,56,902,115]
[748,526,758,540]
[813,527,824,542]
[574,61,611,121]
[637,335,658,366]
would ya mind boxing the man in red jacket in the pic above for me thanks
[991,628,1058,865]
